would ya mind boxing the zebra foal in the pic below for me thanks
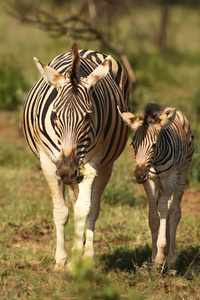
[22,43,129,272]
[119,103,194,269]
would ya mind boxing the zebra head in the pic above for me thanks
[118,104,176,184]
[34,44,111,185]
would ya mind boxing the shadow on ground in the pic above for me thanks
[176,245,200,278]
[100,244,200,277]
[100,244,152,272]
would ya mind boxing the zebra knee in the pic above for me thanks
[149,213,160,228]
[53,205,69,226]
[157,238,167,251]
[169,203,181,225]
[74,196,91,219]
[158,196,169,214]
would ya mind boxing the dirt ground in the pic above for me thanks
[0,111,199,217]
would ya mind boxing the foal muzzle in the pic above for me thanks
[134,164,148,184]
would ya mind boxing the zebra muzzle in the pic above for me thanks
[57,153,79,185]
[134,165,147,184]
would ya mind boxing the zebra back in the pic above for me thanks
[157,108,194,171]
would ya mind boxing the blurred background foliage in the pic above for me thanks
[0,0,199,184]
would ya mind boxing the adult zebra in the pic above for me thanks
[22,43,129,272]
[119,103,194,269]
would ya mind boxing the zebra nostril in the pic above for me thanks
[71,169,78,179]
[59,167,78,181]
[61,174,67,180]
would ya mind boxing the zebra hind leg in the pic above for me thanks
[39,150,69,270]
[167,171,188,269]
[83,163,113,260]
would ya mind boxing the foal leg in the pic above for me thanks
[167,167,189,269]
[40,150,69,269]
[84,163,113,259]
[156,174,179,267]
[144,179,160,262]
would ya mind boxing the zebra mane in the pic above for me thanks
[70,43,80,91]
[142,103,163,125]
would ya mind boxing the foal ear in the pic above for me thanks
[154,108,176,130]
[117,106,140,130]
[34,57,66,89]
[82,56,111,89]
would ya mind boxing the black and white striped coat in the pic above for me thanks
[22,44,129,272]
[119,103,194,269]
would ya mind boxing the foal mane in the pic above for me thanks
[142,103,163,125]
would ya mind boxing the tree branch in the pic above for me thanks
[5,0,136,88]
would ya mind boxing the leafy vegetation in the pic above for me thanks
[0,1,200,299]
[0,56,28,110]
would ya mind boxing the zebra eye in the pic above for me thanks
[51,110,58,122]
[85,111,93,122]
[152,143,157,149]
[130,140,135,148]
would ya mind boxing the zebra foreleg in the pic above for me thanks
[68,183,78,208]
[144,179,160,262]
[39,150,69,270]
[156,175,179,268]
[84,163,113,259]
[66,162,98,273]
[156,195,169,267]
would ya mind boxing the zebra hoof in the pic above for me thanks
[66,261,77,276]
[54,256,67,271]
[54,263,65,272]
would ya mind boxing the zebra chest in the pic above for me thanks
[149,156,175,179]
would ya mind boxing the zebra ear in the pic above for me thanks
[82,56,111,89]
[154,108,176,130]
[117,107,140,130]
[34,57,66,89]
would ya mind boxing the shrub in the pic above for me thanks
[0,55,28,110]
[188,143,200,186]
